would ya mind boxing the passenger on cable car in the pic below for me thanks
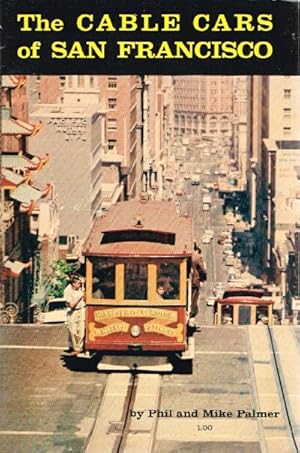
[256,314,268,325]
[156,285,166,299]
[92,277,104,299]
[191,244,207,317]
[222,305,233,325]
[157,274,178,299]
[64,275,85,355]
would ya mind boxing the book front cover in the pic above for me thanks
[1,1,299,452]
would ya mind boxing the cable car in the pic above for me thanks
[82,199,195,372]
[214,288,274,326]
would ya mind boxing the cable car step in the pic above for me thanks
[96,355,173,373]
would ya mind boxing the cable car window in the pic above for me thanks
[124,264,148,300]
[238,305,251,325]
[157,263,180,299]
[92,259,115,299]
[221,304,233,324]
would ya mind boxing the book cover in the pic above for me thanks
[1,1,299,452]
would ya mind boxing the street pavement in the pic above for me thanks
[0,325,106,453]
[1,325,299,452]
[170,139,233,326]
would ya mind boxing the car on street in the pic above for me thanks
[227,279,247,288]
[203,203,210,211]
[204,169,211,175]
[184,173,191,180]
[206,296,216,306]
[214,170,220,175]
[213,282,225,298]
[225,255,235,266]
[227,268,237,281]
[205,229,214,239]
[195,168,202,174]
[202,234,211,244]
[191,174,201,185]
[223,247,234,255]
[38,298,68,324]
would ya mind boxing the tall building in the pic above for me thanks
[173,76,233,136]
[28,74,174,201]
[250,75,300,317]
[29,101,106,259]
[142,76,174,199]
[29,75,144,199]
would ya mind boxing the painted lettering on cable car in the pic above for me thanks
[144,322,184,342]
[94,307,177,321]
[88,321,129,340]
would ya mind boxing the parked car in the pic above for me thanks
[205,229,214,239]
[191,174,201,185]
[227,279,247,288]
[203,203,210,211]
[38,298,68,324]
[213,282,225,299]
[225,255,235,266]
[206,296,216,306]
[202,235,211,244]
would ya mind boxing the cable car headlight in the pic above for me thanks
[130,325,141,337]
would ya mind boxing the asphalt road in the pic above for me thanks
[0,325,107,453]
[2,325,298,452]
[172,141,232,326]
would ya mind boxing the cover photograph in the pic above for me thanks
[1,1,300,452]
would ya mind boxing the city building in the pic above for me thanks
[173,76,233,137]
[29,101,106,260]
[1,76,53,321]
[142,76,174,199]
[249,76,300,318]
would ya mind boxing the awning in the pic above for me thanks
[3,260,31,277]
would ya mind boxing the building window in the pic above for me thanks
[107,118,117,131]
[283,89,291,99]
[108,77,117,89]
[108,139,116,150]
[59,236,67,245]
[108,98,117,110]
[283,108,291,119]
[59,76,66,88]
[283,127,291,136]
[77,76,84,87]
[89,76,95,88]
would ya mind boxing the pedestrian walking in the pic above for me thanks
[64,275,85,355]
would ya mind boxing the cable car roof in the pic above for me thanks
[83,200,193,257]
[223,288,265,299]
[216,297,274,305]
